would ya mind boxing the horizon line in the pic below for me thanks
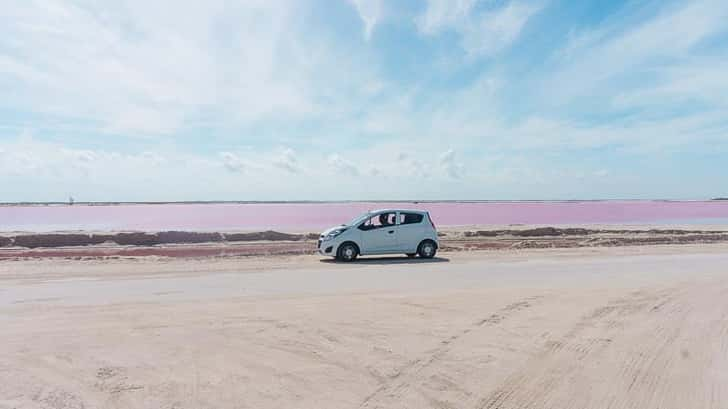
[2,198,727,206]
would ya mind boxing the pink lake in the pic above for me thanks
[2,201,728,232]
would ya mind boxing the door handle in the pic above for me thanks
[388,230,394,234]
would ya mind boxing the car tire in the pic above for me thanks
[337,242,359,262]
[417,240,437,259]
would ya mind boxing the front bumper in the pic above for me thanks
[317,238,337,256]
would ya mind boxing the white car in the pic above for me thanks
[318,209,439,261]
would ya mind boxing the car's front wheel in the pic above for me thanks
[337,242,359,262]
[417,240,437,259]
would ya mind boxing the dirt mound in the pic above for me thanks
[0,236,12,247]
[100,232,160,246]
[2,230,312,249]
[560,228,591,235]
[5,227,728,254]
[463,230,498,237]
[514,227,563,236]
[158,231,224,244]
[464,228,587,237]
[12,234,106,249]
[224,231,304,242]
[462,227,728,238]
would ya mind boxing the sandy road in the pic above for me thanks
[2,245,728,408]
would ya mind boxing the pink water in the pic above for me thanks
[2,201,728,232]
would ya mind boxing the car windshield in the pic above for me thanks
[346,212,373,227]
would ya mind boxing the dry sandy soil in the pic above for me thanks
[2,245,728,408]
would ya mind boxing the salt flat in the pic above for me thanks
[2,245,728,408]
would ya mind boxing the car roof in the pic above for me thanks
[367,209,428,214]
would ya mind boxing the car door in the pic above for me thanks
[396,212,425,252]
[358,212,398,254]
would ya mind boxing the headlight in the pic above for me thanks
[324,228,347,240]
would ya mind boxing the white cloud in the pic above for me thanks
[594,169,609,178]
[0,0,376,135]
[138,151,166,166]
[416,0,541,56]
[439,149,464,178]
[0,139,454,200]
[219,152,246,173]
[327,153,359,176]
[416,0,477,35]
[402,2,728,155]
[61,149,98,177]
[73,150,97,163]
[543,0,728,107]
[272,148,300,174]
[1,133,724,201]
[613,60,728,110]
[1,1,727,202]
[462,2,541,57]
[395,152,430,178]
[0,139,160,183]
[349,0,384,40]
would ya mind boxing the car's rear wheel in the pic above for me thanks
[417,240,437,259]
[337,242,359,262]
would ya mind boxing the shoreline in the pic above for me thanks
[3,224,728,259]
[3,198,726,206]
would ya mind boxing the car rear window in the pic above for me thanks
[400,213,424,225]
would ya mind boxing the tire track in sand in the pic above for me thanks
[475,287,709,409]
[359,295,544,408]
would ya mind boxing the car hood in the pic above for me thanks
[320,225,348,236]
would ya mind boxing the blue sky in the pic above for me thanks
[1,0,727,201]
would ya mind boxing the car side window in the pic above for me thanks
[358,213,397,231]
[399,212,424,225]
